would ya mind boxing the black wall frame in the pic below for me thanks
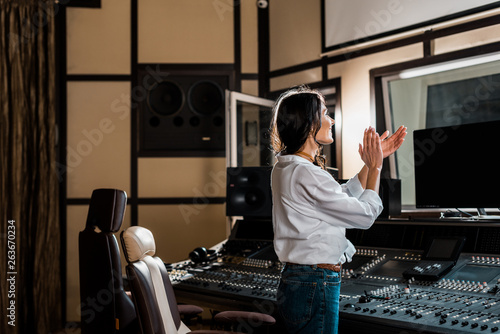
[65,0,101,8]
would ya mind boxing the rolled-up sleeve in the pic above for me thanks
[299,168,383,230]
[341,174,364,198]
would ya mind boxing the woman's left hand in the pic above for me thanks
[380,125,407,158]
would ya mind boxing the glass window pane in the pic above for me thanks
[384,55,500,206]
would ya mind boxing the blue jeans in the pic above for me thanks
[277,264,341,334]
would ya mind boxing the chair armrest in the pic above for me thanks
[214,311,275,327]
[177,304,203,316]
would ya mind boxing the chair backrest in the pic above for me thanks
[121,226,191,334]
[79,188,137,334]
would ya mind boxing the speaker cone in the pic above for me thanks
[228,188,265,209]
[226,167,272,218]
[188,80,223,116]
[147,81,184,116]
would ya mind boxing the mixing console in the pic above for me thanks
[338,248,500,333]
[170,244,500,333]
[170,240,283,303]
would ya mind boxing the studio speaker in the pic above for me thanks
[379,178,401,218]
[137,67,230,156]
[226,167,272,218]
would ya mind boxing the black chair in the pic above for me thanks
[120,226,276,334]
[78,188,138,334]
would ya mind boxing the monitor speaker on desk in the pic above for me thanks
[379,178,401,218]
[226,167,272,218]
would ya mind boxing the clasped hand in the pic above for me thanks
[358,127,383,170]
[358,125,407,170]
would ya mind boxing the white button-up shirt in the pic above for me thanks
[271,154,383,265]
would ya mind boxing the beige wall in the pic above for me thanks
[138,204,227,264]
[138,0,234,64]
[269,0,321,71]
[241,0,259,73]
[67,0,130,74]
[66,81,131,197]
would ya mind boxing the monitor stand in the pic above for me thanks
[473,208,500,220]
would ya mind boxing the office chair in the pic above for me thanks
[120,226,276,334]
[78,188,138,334]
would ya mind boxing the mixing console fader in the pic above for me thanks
[168,221,500,333]
[170,243,500,334]
[171,261,281,302]
[339,247,500,333]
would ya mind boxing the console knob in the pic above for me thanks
[439,318,446,324]
[471,323,478,328]
[481,325,488,330]
[462,321,469,326]
[359,295,371,303]
[491,327,498,332]
[451,320,458,325]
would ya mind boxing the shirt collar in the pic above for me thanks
[277,154,312,164]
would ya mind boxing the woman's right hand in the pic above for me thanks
[358,127,383,171]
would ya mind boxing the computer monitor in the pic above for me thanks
[413,120,500,211]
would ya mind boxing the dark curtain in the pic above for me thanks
[0,1,61,333]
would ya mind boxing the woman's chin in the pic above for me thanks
[318,138,334,145]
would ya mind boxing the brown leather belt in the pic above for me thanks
[286,262,342,272]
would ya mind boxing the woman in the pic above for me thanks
[270,85,406,334]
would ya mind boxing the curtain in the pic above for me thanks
[0,1,61,333]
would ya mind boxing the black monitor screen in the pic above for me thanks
[370,260,416,277]
[424,237,465,261]
[448,264,499,283]
[425,239,457,259]
[414,120,500,209]
[232,219,274,240]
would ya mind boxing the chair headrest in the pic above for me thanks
[86,189,127,233]
[121,226,156,263]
